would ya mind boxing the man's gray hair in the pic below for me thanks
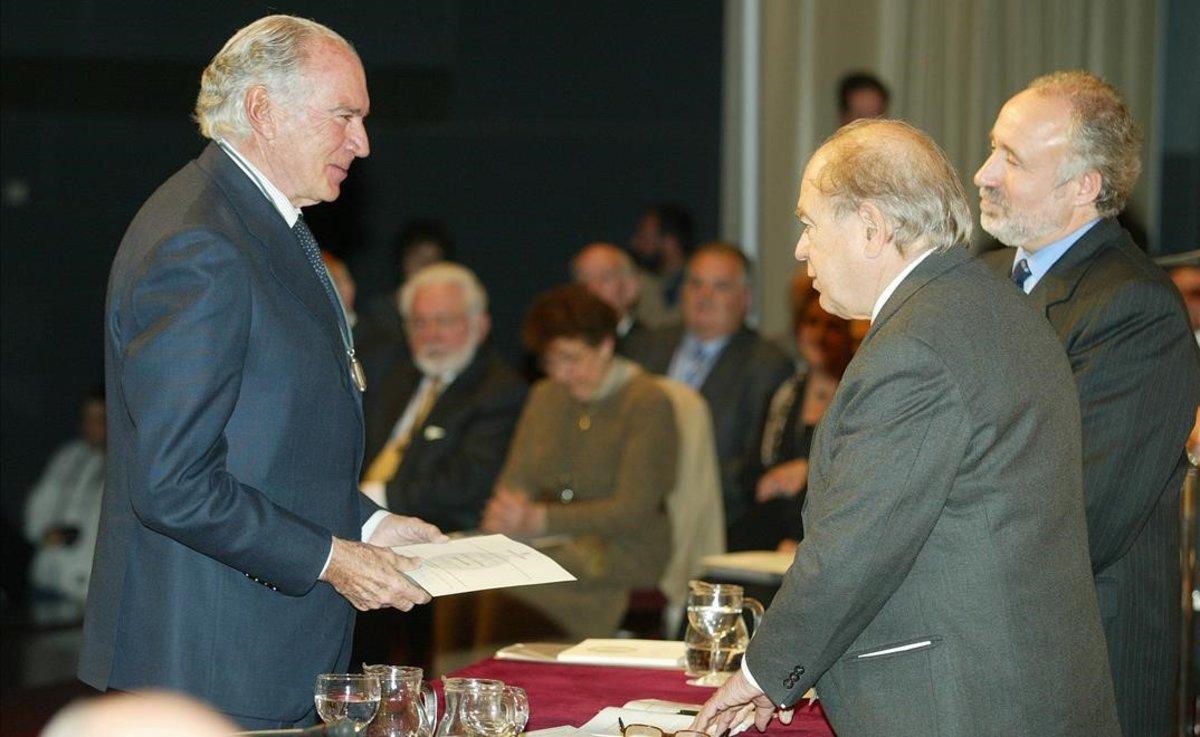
[399,262,489,320]
[1027,70,1142,218]
[814,119,972,255]
[194,15,353,141]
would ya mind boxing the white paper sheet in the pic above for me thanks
[391,534,576,597]
[556,639,686,669]
[579,707,696,736]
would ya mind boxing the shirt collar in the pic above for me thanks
[216,138,302,227]
[1013,219,1100,293]
[870,248,936,322]
[681,331,732,357]
[616,314,634,338]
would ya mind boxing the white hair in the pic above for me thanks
[194,15,353,141]
[399,262,489,321]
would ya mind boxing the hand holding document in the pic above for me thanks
[391,533,575,597]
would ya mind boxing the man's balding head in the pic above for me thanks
[42,692,236,737]
[572,242,641,319]
[809,119,972,256]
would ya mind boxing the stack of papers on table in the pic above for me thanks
[495,639,685,669]
[700,550,793,583]
[555,639,686,669]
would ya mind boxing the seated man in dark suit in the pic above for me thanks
[626,242,792,530]
[572,242,653,354]
[361,263,527,531]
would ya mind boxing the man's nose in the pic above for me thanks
[974,151,1000,188]
[351,119,370,158]
[794,236,808,262]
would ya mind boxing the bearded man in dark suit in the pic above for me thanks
[976,70,1200,737]
[79,16,446,729]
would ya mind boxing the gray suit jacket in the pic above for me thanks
[984,218,1200,737]
[626,325,791,525]
[80,143,376,722]
[746,246,1119,737]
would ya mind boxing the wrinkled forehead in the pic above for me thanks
[412,281,468,312]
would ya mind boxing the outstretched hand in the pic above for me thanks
[690,671,791,736]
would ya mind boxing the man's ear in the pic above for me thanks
[860,202,889,258]
[474,313,492,344]
[1070,168,1103,209]
[245,85,276,139]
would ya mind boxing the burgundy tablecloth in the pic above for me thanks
[442,659,833,737]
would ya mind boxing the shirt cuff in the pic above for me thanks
[316,510,392,579]
[361,510,391,544]
[741,656,762,692]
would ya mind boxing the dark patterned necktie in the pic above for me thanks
[292,216,345,323]
[1011,258,1033,290]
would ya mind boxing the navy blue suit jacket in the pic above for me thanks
[80,143,376,721]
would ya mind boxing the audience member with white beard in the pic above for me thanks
[360,263,528,529]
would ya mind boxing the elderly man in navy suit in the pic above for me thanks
[79,16,446,729]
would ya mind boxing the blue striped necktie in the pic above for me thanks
[1011,258,1032,290]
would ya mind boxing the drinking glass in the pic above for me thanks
[685,580,763,686]
[458,680,524,737]
[315,673,382,734]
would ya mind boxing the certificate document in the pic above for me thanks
[391,533,576,597]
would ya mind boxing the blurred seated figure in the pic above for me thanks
[41,691,236,737]
[572,242,651,353]
[24,386,107,605]
[481,284,678,638]
[629,203,692,326]
[361,263,526,530]
[727,278,854,553]
[626,243,792,531]
[355,218,456,387]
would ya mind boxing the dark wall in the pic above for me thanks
[0,1,724,520]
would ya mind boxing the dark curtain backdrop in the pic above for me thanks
[0,1,724,521]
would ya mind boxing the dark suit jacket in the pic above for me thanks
[80,143,377,722]
[983,218,1200,736]
[627,325,791,525]
[363,345,527,532]
[747,247,1119,736]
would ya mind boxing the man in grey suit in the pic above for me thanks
[80,16,445,728]
[692,120,1118,736]
[625,243,792,530]
[976,70,1200,736]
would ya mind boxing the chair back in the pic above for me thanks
[653,377,726,611]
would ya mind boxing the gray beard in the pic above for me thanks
[414,344,478,378]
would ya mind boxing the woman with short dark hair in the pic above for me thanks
[481,284,678,637]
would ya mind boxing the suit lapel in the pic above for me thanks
[1028,218,1120,315]
[863,245,972,345]
[196,144,349,374]
[700,327,753,399]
